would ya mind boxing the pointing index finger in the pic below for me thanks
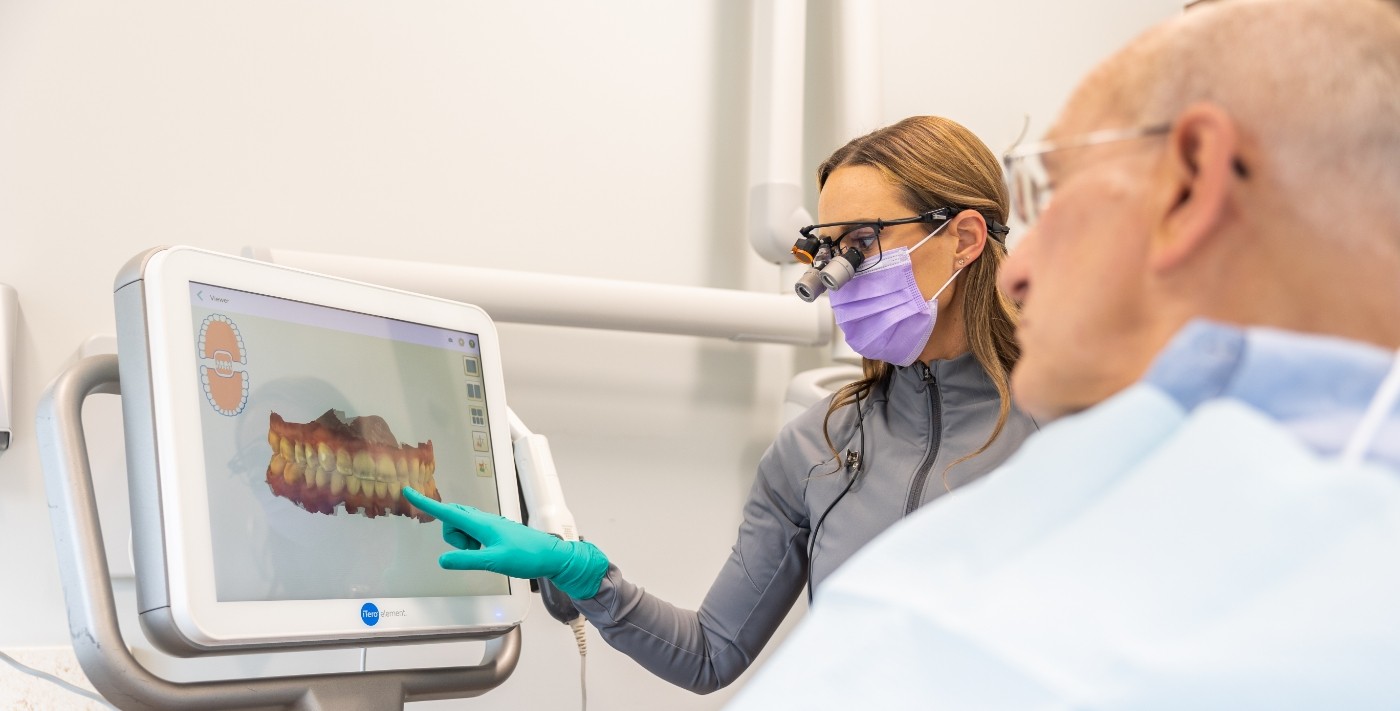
[402,486,451,518]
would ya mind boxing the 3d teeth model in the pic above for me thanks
[265,409,441,521]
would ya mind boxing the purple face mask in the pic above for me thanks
[828,223,961,367]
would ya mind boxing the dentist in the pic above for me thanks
[405,115,1038,693]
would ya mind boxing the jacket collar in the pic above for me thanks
[888,350,998,402]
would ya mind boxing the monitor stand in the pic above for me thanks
[36,354,521,711]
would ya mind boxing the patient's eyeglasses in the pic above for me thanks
[1002,124,1171,230]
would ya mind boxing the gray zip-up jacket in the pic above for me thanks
[570,352,1038,693]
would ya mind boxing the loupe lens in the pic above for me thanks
[819,256,856,290]
[820,247,865,290]
[794,268,827,302]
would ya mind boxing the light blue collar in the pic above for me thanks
[1142,319,1400,466]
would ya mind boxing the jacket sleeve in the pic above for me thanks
[570,436,816,693]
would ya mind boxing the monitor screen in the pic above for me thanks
[115,246,528,655]
[189,282,507,603]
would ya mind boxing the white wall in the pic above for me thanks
[0,1,1180,709]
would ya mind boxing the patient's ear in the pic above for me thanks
[1150,102,1239,271]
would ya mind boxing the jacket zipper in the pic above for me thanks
[904,361,943,515]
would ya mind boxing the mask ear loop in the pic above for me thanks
[1340,352,1400,467]
[929,268,963,301]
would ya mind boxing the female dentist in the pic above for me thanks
[405,115,1038,692]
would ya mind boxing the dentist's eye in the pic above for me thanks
[840,226,879,255]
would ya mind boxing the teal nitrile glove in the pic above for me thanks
[402,486,609,600]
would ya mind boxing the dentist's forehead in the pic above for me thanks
[817,165,910,223]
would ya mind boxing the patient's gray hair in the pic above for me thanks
[1099,0,1400,232]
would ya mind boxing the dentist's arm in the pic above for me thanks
[402,486,610,600]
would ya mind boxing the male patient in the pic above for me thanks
[729,0,1400,707]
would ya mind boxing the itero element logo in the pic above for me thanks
[361,602,380,627]
[196,314,249,416]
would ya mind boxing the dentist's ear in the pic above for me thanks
[1150,102,1240,271]
[950,210,989,266]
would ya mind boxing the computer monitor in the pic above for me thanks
[114,246,529,656]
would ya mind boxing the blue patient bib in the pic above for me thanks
[729,383,1400,710]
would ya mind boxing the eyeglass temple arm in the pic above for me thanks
[921,207,1010,238]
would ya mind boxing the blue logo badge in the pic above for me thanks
[360,602,379,626]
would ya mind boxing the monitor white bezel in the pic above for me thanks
[136,246,528,648]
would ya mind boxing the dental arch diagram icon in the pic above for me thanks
[197,314,249,416]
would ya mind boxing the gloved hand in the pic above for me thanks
[402,486,609,600]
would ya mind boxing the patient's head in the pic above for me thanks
[997,0,1400,421]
